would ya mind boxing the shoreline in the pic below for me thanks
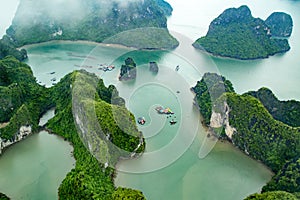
[0,126,74,157]
[192,45,288,61]
[19,40,138,51]
[190,89,275,175]
[19,39,175,52]
[43,127,75,159]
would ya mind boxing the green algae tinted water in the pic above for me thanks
[23,41,274,200]
[1,0,299,199]
[0,131,75,200]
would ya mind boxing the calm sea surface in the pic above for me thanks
[0,0,299,199]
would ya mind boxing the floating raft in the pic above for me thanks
[98,64,115,72]
[155,106,174,115]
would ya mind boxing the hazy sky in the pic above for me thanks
[0,0,20,37]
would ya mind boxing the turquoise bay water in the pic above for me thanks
[0,131,75,200]
[22,40,274,199]
[0,0,299,199]
[167,0,300,100]
[0,110,75,199]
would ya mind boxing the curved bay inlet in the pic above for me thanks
[0,110,75,200]
[18,39,272,200]
[0,0,299,199]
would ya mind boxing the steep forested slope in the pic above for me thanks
[193,5,292,59]
[6,0,178,49]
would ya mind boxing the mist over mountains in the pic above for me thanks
[6,0,174,47]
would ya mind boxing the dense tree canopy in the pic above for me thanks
[6,0,177,49]
[265,12,293,37]
[0,36,27,61]
[0,193,9,200]
[244,191,297,200]
[225,92,300,172]
[262,156,300,193]
[47,70,145,199]
[247,87,300,127]
[0,56,52,140]
[193,73,300,198]
[112,187,146,200]
[193,5,291,60]
[0,56,146,199]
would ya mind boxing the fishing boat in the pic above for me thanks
[137,117,146,125]
[169,119,177,125]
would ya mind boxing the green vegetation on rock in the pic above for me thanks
[112,187,146,200]
[0,54,146,199]
[265,12,293,37]
[192,73,300,198]
[119,57,137,81]
[262,156,300,194]
[191,72,234,125]
[153,0,173,16]
[0,36,27,61]
[0,56,52,140]
[247,87,300,127]
[224,92,300,172]
[47,70,145,199]
[6,0,177,49]
[0,193,9,200]
[193,5,291,60]
[244,191,297,200]
[103,27,178,49]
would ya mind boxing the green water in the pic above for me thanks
[22,40,274,199]
[0,0,298,199]
[167,0,300,100]
[0,131,75,199]
[0,109,75,199]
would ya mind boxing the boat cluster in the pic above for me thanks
[137,106,178,126]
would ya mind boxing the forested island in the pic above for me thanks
[0,0,180,198]
[0,56,146,199]
[5,0,178,50]
[193,5,293,60]
[192,73,300,199]
[1,0,299,199]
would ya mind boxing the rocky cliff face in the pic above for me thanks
[119,57,137,81]
[209,102,237,140]
[0,125,32,154]
[149,61,159,73]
